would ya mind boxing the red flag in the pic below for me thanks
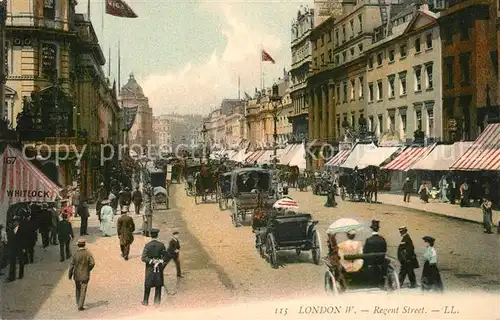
[261,50,275,63]
[106,0,138,18]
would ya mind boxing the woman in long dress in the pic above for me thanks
[100,200,115,237]
[481,198,494,234]
[421,236,443,292]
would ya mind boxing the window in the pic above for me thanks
[444,26,452,43]
[335,55,340,65]
[342,51,347,62]
[377,53,383,66]
[378,115,383,133]
[351,114,356,129]
[426,64,433,89]
[313,57,317,68]
[388,49,395,62]
[369,116,374,131]
[368,83,374,102]
[400,44,407,58]
[350,79,355,100]
[459,23,469,40]
[426,33,432,49]
[328,31,332,42]
[313,40,317,50]
[350,20,354,37]
[414,67,422,91]
[4,41,9,75]
[321,34,325,46]
[358,43,363,52]
[388,76,395,98]
[336,86,340,102]
[414,37,421,53]
[335,30,339,46]
[358,76,364,98]
[444,56,454,88]
[343,81,348,102]
[350,47,355,56]
[377,81,383,100]
[40,43,58,79]
[416,110,422,129]
[342,26,346,42]
[320,53,325,66]
[336,117,341,136]
[368,56,373,69]
[44,0,56,20]
[358,15,363,33]
[460,53,471,85]
[399,73,407,95]
[389,114,396,131]
[400,113,407,132]
[328,49,332,62]
[427,109,434,136]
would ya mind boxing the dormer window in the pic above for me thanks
[44,0,56,20]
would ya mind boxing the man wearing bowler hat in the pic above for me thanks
[69,239,95,311]
[363,220,387,284]
[141,228,167,306]
[397,226,418,288]
[165,231,183,278]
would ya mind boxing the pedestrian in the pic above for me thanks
[0,224,7,274]
[439,176,449,203]
[58,213,74,262]
[363,220,387,285]
[72,188,80,217]
[402,177,412,202]
[460,180,470,207]
[481,198,494,234]
[117,207,135,260]
[418,182,429,203]
[99,199,115,237]
[78,198,89,236]
[39,202,52,250]
[132,186,143,215]
[141,186,153,237]
[165,231,183,278]
[397,226,418,288]
[119,187,132,211]
[141,228,167,306]
[421,236,443,292]
[21,214,37,264]
[7,217,24,282]
[50,204,59,245]
[69,238,95,311]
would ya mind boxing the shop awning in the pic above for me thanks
[382,144,436,171]
[325,149,351,167]
[288,144,307,169]
[279,144,301,165]
[411,142,474,171]
[0,145,61,205]
[231,149,246,162]
[246,150,265,163]
[340,143,378,169]
[356,146,402,169]
[450,123,500,171]
[256,150,273,164]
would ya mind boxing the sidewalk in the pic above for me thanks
[377,192,500,225]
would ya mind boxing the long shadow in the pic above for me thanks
[0,214,101,319]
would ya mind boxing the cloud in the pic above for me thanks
[140,0,308,116]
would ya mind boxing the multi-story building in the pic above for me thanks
[308,0,400,168]
[278,88,293,144]
[120,73,153,146]
[439,0,498,141]
[365,3,443,142]
[153,115,172,147]
[154,113,202,150]
[204,108,225,147]
[289,6,314,142]
[224,106,245,148]
[5,0,122,197]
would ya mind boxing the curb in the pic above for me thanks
[382,203,483,225]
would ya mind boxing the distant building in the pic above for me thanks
[153,113,203,151]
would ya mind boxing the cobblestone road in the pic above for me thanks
[1,185,498,319]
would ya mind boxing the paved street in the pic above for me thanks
[1,185,498,319]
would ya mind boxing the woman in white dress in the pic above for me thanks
[99,199,115,237]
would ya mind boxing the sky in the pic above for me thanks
[77,0,314,116]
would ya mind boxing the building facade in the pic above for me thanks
[278,88,293,144]
[365,5,443,142]
[439,0,498,141]
[120,74,153,147]
[289,6,313,142]
[153,115,172,147]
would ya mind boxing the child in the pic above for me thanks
[421,236,443,292]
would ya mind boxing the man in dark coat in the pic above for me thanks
[58,213,74,262]
[119,187,132,210]
[132,187,143,215]
[397,226,418,288]
[39,203,52,249]
[141,228,167,306]
[50,205,59,245]
[165,231,183,277]
[402,177,412,202]
[78,199,89,236]
[117,208,135,260]
[19,214,37,264]
[69,238,95,311]
[7,217,24,282]
[363,220,387,284]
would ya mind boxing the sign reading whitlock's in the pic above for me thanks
[6,190,54,199]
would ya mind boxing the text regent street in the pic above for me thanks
[7,190,52,198]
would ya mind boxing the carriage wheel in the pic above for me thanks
[231,203,240,227]
[311,230,322,265]
[255,234,265,258]
[267,234,278,269]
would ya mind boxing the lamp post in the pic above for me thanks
[270,83,282,169]
[201,123,209,164]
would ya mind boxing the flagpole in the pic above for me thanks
[87,0,91,20]
[260,45,263,91]
[108,46,111,77]
[101,0,105,39]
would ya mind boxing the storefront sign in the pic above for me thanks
[316,0,343,17]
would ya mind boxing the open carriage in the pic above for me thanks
[193,166,219,205]
[323,218,400,295]
[185,164,201,196]
[217,172,232,210]
[229,168,272,227]
[312,176,331,196]
[338,174,365,202]
[254,198,321,268]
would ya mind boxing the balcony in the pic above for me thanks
[6,13,70,32]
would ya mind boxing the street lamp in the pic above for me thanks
[201,124,209,163]
[269,83,282,169]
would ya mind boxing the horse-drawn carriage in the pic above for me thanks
[229,167,272,227]
[339,173,365,202]
[217,172,232,210]
[185,164,201,196]
[193,165,219,205]
[254,198,322,268]
[323,218,400,294]
[312,176,332,196]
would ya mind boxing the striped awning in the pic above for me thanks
[0,145,61,205]
[382,144,436,171]
[246,150,265,163]
[325,149,351,167]
[450,123,500,171]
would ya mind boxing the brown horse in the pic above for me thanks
[288,166,299,188]
[364,176,379,203]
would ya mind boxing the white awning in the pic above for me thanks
[288,144,306,169]
[356,146,402,169]
[231,149,247,162]
[340,143,377,169]
[411,142,474,171]
[256,150,274,164]
[279,144,298,165]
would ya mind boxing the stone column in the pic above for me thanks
[321,85,328,141]
[314,88,320,140]
[328,83,335,141]
[308,90,314,142]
